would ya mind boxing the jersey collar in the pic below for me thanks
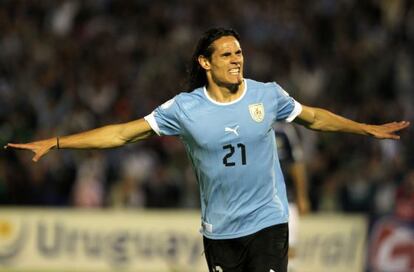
[203,79,247,106]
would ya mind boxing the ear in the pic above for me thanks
[198,55,211,70]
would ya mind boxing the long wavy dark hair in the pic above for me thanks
[186,27,240,91]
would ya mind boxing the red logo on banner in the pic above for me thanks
[369,218,414,272]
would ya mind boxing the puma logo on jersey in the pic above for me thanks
[225,125,239,136]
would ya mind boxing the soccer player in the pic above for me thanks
[5,28,409,272]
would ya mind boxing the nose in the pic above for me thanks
[231,54,242,64]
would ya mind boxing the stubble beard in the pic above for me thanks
[209,71,243,94]
[227,81,242,93]
[219,76,243,94]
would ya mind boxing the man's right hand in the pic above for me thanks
[4,138,57,162]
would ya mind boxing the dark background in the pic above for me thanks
[0,0,413,221]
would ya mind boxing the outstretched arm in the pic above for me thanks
[294,105,410,139]
[4,118,155,162]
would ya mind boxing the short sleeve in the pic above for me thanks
[273,83,302,122]
[144,97,182,136]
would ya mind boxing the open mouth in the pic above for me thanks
[229,68,240,75]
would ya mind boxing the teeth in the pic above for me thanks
[229,68,239,74]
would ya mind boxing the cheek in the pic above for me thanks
[212,64,227,75]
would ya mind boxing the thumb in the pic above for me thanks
[32,148,49,162]
[32,155,40,162]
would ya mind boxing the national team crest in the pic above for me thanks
[248,103,265,122]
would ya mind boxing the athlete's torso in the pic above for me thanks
[145,79,301,239]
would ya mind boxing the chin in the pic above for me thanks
[216,76,243,91]
[229,76,243,85]
[226,80,243,93]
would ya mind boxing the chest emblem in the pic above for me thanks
[248,103,265,122]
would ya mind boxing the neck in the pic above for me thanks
[206,80,245,103]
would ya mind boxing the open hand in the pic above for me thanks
[4,138,57,162]
[366,121,410,140]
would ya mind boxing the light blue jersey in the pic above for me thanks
[145,79,302,239]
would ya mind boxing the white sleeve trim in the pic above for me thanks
[144,112,161,136]
[285,100,302,123]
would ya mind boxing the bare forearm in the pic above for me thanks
[306,108,367,135]
[5,118,155,162]
[58,125,130,149]
[295,105,409,139]
[59,119,154,149]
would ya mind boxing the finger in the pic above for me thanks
[389,135,400,140]
[381,123,397,128]
[391,121,410,127]
[380,134,400,140]
[5,143,34,150]
[398,121,410,129]
[378,122,410,135]
[32,147,50,162]
[32,154,41,162]
[383,121,410,129]
[387,123,410,133]
[383,121,398,126]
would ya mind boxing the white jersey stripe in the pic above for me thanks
[144,112,161,136]
[285,100,302,123]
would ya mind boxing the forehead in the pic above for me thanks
[211,36,241,53]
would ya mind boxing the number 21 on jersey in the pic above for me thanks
[222,143,247,167]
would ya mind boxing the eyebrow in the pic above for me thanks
[221,52,232,57]
[220,49,242,57]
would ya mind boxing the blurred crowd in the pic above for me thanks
[0,0,413,218]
